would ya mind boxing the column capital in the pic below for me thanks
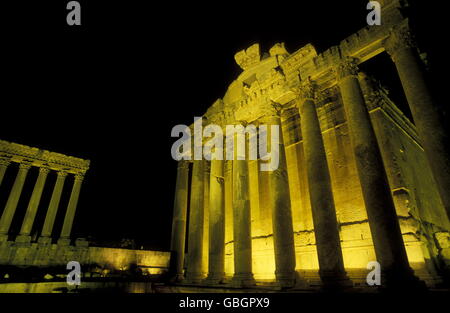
[299,77,316,100]
[336,57,360,80]
[0,157,11,167]
[295,78,317,114]
[56,170,68,178]
[38,166,51,175]
[18,162,33,171]
[74,172,85,182]
[384,25,416,61]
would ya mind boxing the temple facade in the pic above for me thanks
[170,0,450,288]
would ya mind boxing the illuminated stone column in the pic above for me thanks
[337,57,420,287]
[16,167,50,243]
[38,170,67,244]
[58,173,85,245]
[206,158,225,284]
[185,159,205,283]
[261,105,296,288]
[231,135,255,287]
[0,162,32,242]
[385,25,450,221]
[297,81,351,288]
[170,160,190,281]
[0,157,11,187]
[202,161,210,275]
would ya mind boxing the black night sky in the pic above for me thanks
[1,1,448,250]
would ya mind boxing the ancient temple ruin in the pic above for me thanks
[170,0,450,289]
[0,140,170,282]
[0,139,89,245]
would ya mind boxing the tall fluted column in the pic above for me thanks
[297,81,351,288]
[58,173,84,245]
[16,167,50,243]
[0,157,11,187]
[185,160,205,283]
[0,162,32,242]
[261,105,296,288]
[231,130,255,287]
[337,57,420,287]
[170,161,190,281]
[206,158,225,284]
[39,170,67,244]
[385,25,450,221]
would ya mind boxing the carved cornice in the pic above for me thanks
[234,43,260,71]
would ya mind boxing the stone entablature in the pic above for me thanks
[200,0,409,127]
[0,140,89,175]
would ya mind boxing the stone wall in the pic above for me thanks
[0,240,171,275]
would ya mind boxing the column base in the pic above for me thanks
[170,273,185,283]
[15,235,31,244]
[232,272,255,288]
[275,270,297,288]
[205,273,225,285]
[57,238,71,246]
[37,236,52,245]
[319,270,354,290]
[184,272,204,284]
[381,268,427,291]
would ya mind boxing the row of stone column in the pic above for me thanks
[0,159,84,245]
[170,102,351,288]
[384,24,450,223]
[170,25,443,288]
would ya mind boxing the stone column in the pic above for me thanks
[0,162,32,242]
[337,57,420,287]
[385,25,450,221]
[297,81,351,288]
[58,173,84,245]
[16,167,50,243]
[206,158,225,284]
[185,160,205,283]
[170,160,190,281]
[261,105,296,288]
[231,130,255,287]
[39,170,67,244]
[0,157,11,187]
